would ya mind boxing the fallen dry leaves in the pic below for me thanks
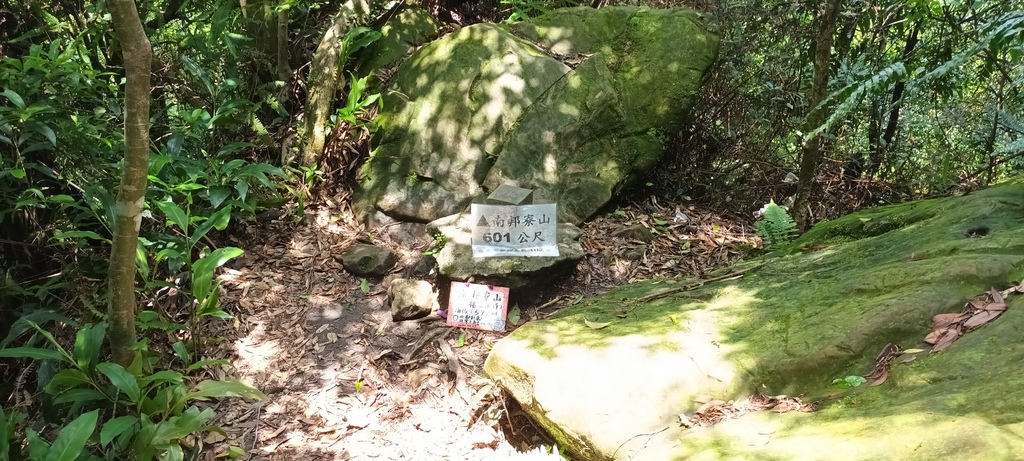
[924,281,1023,353]
[859,279,1024,388]
[678,394,817,428]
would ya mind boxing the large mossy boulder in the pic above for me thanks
[356,7,719,224]
[485,180,1024,460]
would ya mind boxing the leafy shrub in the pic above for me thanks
[0,321,265,461]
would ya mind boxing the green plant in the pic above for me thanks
[500,0,578,23]
[832,375,867,389]
[423,231,447,256]
[0,321,266,460]
[329,74,381,129]
[754,200,797,248]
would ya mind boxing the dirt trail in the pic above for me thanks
[208,200,754,460]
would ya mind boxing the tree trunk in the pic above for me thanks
[792,0,842,230]
[867,21,920,178]
[297,0,370,167]
[106,0,151,366]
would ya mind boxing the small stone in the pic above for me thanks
[338,244,398,277]
[611,224,655,243]
[389,278,438,321]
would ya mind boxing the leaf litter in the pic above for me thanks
[206,197,759,459]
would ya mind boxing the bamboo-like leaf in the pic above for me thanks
[0,347,69,362]
[46,409,98,461]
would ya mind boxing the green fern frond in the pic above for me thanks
[807,62,908,140]
[755,200,797,249]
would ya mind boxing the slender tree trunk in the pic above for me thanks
[793,0,842,230]
[867,21,920,178]
[276,9,290,81]
[297,0,370,167]
[107,0,151,366]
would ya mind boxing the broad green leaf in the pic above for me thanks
[100,415,139,446]
[207,186,231,209]
[1,89,25,108]
[53,388,108,405]
[46,409,98,461]
[155,201,189,235]
[96,362,141,404]
[185,380,267,402]
[9,168,25,179]
[138,370,185,388]
[456,333,466,347]
[171,342,191,365]
[190,206,232,248]
[25,321,73,361]
[137,240,150,279]
[45,369,92,392]
[35,124,56,147]
[191,247,243,301]
[160,444,183,461]
[234,180,249,202]
[0,347,68,362]
[360,278,370,293]
[508,305,521,325]
[185,359,230,372]
[1,311,76,348]
[74,322,106,372]
[151,406,215,443]
[26,428,50,461]
[196,286,232,319]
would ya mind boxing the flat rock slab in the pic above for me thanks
[485,180,1024,460]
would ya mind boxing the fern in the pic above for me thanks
[755,200,797,249]
[807,62,908,140]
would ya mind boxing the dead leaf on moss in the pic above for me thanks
[930,329,959,353]
[963,310,1001,329]
[584,319,612,330]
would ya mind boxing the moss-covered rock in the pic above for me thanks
[485,180,1024,460]
[356,7,719,224]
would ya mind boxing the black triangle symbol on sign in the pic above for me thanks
[476,215,490,227]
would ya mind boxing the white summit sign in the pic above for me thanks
[470,203,558,257]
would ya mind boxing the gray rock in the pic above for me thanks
[610,224,655,243]
[426,213,584,289]
[355,7,719,225]
[388,278,438,321]
[337,243,398,277]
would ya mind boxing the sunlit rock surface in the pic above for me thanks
[356,7,719,224]
[486,180,1024,460]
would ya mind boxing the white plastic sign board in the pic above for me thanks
[470,203,558,257]
[447,281,510,331]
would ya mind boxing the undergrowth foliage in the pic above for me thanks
[0,322,266,460]
[755,200,796,249]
